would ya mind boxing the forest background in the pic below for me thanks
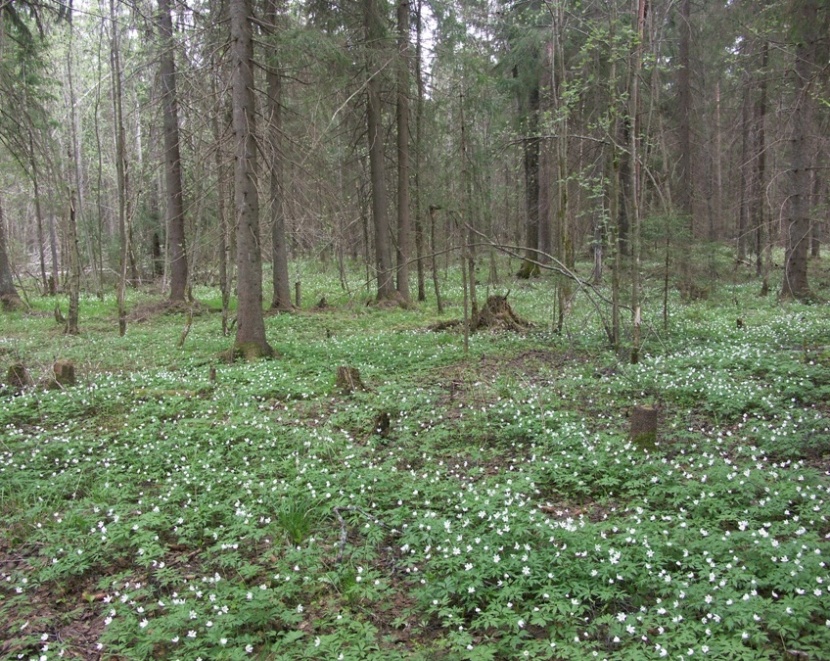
[0,0,827,341]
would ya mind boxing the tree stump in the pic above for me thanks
[472,295,530,332]
[54,360,76,387]
[7,363,32,390]
[630,405,659,451]
[373,411,391,438]
[336,366,365,395]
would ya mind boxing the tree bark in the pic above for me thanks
[231,0,273,357]
[110,0,129,335]
[413,0,426,302]
[395,0,411,302]
[364,0,395,301]
[265,0,293,312]
[517,82,540,278]
[66,191,81,334]
[781,0,820,300]
[676,0,692,236]
[157,0,189,303]
[0,192,23,310]
[210,58,231,334]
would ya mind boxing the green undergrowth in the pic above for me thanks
[1,260,829,660]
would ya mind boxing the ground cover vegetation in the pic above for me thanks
[1,256,829,660]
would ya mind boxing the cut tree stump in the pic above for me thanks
[53,360,76,387]
[472,295,531,332]
[373,411,391,438]
[336,366,366,394]
[7,362,32,390]
[630,405,659,451]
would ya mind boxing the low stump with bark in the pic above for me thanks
[336,366,366,395]
[431,295,531,334]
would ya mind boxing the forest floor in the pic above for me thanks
[1,254,830,660]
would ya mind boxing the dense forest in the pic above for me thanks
[2,2,830,659]
[1,0,828,348]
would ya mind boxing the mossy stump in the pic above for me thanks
[336,366,366,395]
[631,405,659,451]
[7,362,32,390]
[53,360,76,388]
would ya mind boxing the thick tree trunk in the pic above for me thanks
[231,0,273,357]
[782,0,820,300]
[265,0,293,312]
[364,0,395,301]
[158,0,189,303]
[0,192,23,310]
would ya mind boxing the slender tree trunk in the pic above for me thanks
[413,0,426,302]
[738,77,750,262]
[265,0,293,312]
[231,0,273,356]
[810,157,821,258]
[110,0,129,335]
[210,60,231,334]
[430,204,443,313]
[48,213,59,292]
[364,0,395,301]
[629,0,646,364]
[755,41,769,282]
[28,133,50,295]
[550,7,571,332]
[677,0,692,236]
[66,191,81,334]
[460,92,476,320]
[395,0,411,302]
[712,80,722,242]
[157,0,189,303]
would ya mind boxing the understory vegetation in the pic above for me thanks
[1,256,829,660]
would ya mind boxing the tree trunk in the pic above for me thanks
[0,192,23,310]
[781,0,820,300]
[265,0,293,312]
[28,134,50,295]
[754,41,769,282]
[676,0,692,237]
[231,0,273,357]
[210,59,231,335]
[364,0,395,301]
[517,82,540,278]
[158,0,189,303]
[413,0,426,302]
[395,0,411,303]
[110,0,129,335]
[629,0,646,364]
[66,191,81,334]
